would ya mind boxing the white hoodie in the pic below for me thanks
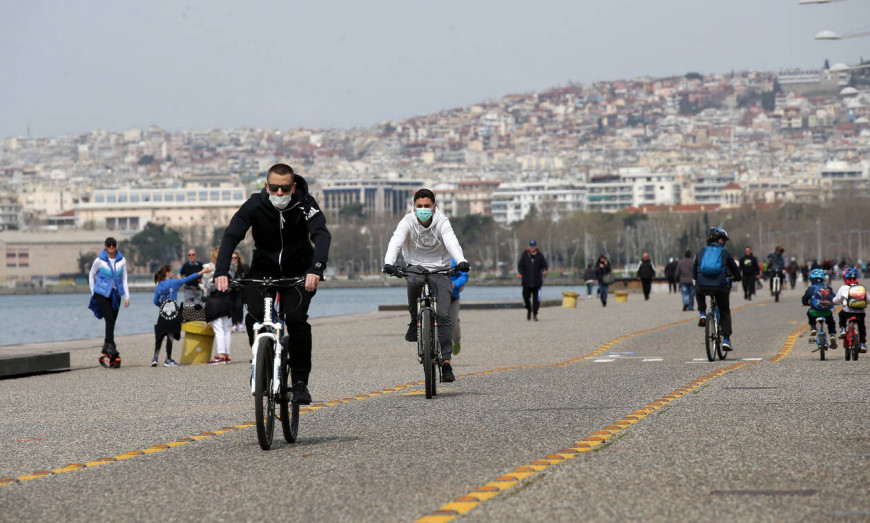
[384,208,467,270]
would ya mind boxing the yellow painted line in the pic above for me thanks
[416,360,756,522]
[769,322,811,362]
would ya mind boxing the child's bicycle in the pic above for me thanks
[808,317,830,361]
[230,276,306,450]
[771,269,783,303]
[843,316,861,362]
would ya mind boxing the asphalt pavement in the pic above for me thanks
[1,286,868,522]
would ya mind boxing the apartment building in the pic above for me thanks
[318,179,423,217]
[491,181,587,224]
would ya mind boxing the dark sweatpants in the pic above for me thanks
[807,311,836,335]
[640,278,652,300]
[696,287,733,338]
[522,286,542,314]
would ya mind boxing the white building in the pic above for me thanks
[491,181,587,224]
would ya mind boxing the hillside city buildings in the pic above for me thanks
[1,65,869,284]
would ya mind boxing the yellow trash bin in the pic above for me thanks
[614,291,628,303]
[180,321,214,364]
[562,291,580,308]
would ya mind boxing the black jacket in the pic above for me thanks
[518,249,548,287]
[664,260,678,281]
[637,260,655,280]
[214,175,331,279]
[739,254,760,277]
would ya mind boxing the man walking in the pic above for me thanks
[517,240,548,321]
[636,252,656,301]
[739,246,761,301]
[674,249,695,311]
[179,248,204,304]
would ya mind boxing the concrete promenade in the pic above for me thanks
[1,286,868,521]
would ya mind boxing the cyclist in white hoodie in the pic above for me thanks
[383,189,470,382]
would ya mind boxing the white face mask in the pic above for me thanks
[269,194,291,209]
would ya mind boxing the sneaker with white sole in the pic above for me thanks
[722,338,733,351]
[151,357,158,367]
[698,313,706,327]
[163,359,179,367]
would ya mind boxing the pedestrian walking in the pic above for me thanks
[517,240,548,320]
[583,263,596,298]
[674,249,695,311]
[88,237,130,368]
[739,246,761,301]
[229,250,249,332]
[203,247,234,365]
[595,254,613,307]
[636,252,655,301]
[665,257,678,293]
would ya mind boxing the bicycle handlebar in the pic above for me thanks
[229,276,307,289]
[390,266,457,279]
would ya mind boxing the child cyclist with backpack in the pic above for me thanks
[802,268,837,349]
[834,267,867,353]
[694,227,742,351]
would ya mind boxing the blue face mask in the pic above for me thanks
[415,208,433,222]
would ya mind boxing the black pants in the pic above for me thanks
[522,286,542,314]
[668,280,678,293]
[640,278,652,300]
[838,310,866,344]
[94,293,120,345]
[807,312,836,334]
[244,284,314,385]
[696,287,733,338]
[230,290,245,324]
[741,276,756,300]
[154,335,173,359]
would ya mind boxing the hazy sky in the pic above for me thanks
[1,0,867,139]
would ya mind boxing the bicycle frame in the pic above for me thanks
[250,292,284,396]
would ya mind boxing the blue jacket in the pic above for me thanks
[154,272,202,306]
[89,249,129,299]
[692,244,741,288]
[450,258,468,299]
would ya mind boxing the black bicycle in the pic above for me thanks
[230,277,306,450]
[391,266,456,399]
[704,293,726,362]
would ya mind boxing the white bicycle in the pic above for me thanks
[231,277,306,450]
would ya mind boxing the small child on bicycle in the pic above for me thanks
[153,264,212,366]
[833,266,867,353]
[801,268,837,348]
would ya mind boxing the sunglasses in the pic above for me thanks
[105,243,117,248]
[268,183,294,193]
[232,256,239,259]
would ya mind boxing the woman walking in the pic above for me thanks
[88,237,130,368]
[595,254,613,307]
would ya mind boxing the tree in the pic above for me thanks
[685,72,703,81]
[77,251,97,274]
[138,155,155,166]
[122,222,184,273]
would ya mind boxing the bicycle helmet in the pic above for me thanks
[810,268,826,282]
[708,227,729,243]
[843,267,858,282]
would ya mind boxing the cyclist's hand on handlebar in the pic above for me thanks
[383,264,398,276]
[456,261,470,273]
[215,275,229,292]
[305,273,320,292]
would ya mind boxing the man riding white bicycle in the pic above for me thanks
[214,163,331,405]
[695,227,742,352]
[767,245,786,295]
[383,188,470,383]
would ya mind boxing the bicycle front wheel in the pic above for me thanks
[850,333,860,361]
[421,309,435,399]
[254,338,276,450]
[279,344,299,443]
[705,314,716,362]
[818,332,826,361]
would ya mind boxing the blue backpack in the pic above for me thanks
[699,244,725,276]
[809,284,834,311]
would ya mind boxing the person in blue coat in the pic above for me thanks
[88,237,130,368]
[152,264,212,367]
[449,258,469,355]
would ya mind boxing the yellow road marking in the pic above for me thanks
[416,360,756,522]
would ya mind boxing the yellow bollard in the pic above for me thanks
[614,291,628,303]
[562,291,580,308]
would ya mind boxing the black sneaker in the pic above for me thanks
[698,314,706,327]
[526,310,531,321]
[533,313,538,321]
[405,322,417,342]
[441,363,455,382]
[291,381,312,405]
